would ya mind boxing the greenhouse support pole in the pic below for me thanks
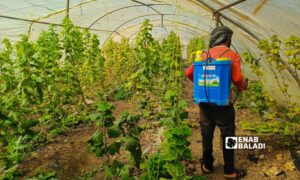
[196,0,300,86]
[213,0,246,28]
[195,0,259,40]
[215,13,220,27]
[66,0,70,17]
[213,0,247,15]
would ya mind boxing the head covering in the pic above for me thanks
[209,26,233,48]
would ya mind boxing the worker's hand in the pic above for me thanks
[238,78,248,92]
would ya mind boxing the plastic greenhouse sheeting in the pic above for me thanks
[0,0,299,105]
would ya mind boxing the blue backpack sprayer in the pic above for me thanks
[193,51,232,106]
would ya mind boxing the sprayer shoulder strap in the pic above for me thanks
[202,49,212,61]
[203,48,231,61]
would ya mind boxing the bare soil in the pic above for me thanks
[19,80,300,180]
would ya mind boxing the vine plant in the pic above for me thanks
[160,31,184,94]
[187,37,206,63]
[102,38,134,99]
[128,19,161,94]
[0,17,106,178]
[140,31,194,180]
[240,35,300,139]
[88,102,143,179]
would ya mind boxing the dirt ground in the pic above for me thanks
[19,80,300,180]
[184,81,300,180]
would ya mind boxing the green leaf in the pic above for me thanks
[108,127,122,138]
[182,149,193,161]
[20,120,38,130]
[124,137,142,166]
[119,165,134,180]
[88,113,101,121]
[124,137,139,152]
[35,171,57,180]
[88,131,105,157]
[108,141,122,155]
[164,161,185,179]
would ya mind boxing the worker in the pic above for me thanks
[185,26,248,179]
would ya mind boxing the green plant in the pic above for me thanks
[0,39,15,113]
[141,89,192,180]
[187,37,206,62]
[128,19,161,93]
[113,85,132,100]
[136,95,157,120]
[102,160,133,180]
[239,35,300,139]
[88,102,119,159]
[78,169,98,180]
[117,112,142,167]
[160,31,184,94]
[0,17,106,177]
[238,82,300,139]
[27,171,57,180]
[0,165,19,180]
[88,102,126,180]
[241,52,263,77]
[88,103,143,179]
[103,38,135,94]
[285,35,300,71]
[257,35,293,101]
[79,29,104,98]
[140,153,169,180]
[160,118,192,180]
[237,81,271,116]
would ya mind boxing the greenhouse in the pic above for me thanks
[0,0,299,179]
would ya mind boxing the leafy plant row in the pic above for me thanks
[86,20,203,180]
[238,35,300,141]
[0,18,204,179]
[0,17,104,179]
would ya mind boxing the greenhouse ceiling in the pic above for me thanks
[0,0,299,44]
[0,0,300,104]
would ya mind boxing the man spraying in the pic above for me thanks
[186,26,248,179]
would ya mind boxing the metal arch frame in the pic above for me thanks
[195,0,300,85]
[119,18,210,36]
[104,18,211,45]
[128,26,202,44]
[129,25,203,38]
[212,0,247,27]
[102,13,212,45]
[127,24,204,40]
[195,0,259,41]
[88,3,172,28]
[0,14,115,33]
[112,13,212,32]
[87,0,213,44]
[89,0,173,29]
[103,20,210,46]
[131,0,164,15]
[88,0,211,29]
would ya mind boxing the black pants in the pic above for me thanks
[199,102,235,174]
